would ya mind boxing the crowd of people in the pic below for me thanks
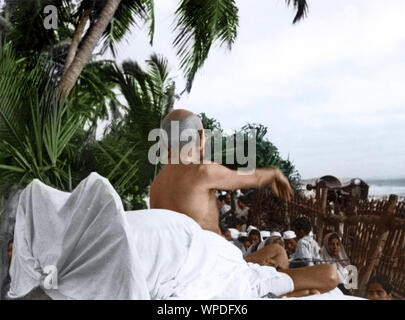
[216,190,395,300]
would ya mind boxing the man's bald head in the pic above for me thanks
[161,109,204,152]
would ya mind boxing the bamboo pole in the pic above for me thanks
[357,195,398,295]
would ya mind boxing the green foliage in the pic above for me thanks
[69,59,120,128]
[78,0,155,56]
[199,112,222,132]
[1,0,308,93]
[174,0,239,92]
[93,54,178,209]
[197,115,301,190]
[0,0,75,66]
[0,43,84,194]
[0,0,308,206]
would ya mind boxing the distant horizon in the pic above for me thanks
[300,175,405,182]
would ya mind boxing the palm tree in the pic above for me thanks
[58,0,154,97]
[59,0,308,97]
[1,0,309,98]
[93,53,178,209]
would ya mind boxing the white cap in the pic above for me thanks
[239,232,248,237]
[246,225,258,233]
[270,231,282,238]
[283,230,297,240]
[228,228,240,240]
[260,231,271,239]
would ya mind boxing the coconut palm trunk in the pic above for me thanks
[58,0,122,98]
[62,9,90,76]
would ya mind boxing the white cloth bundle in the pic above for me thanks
[8,173,150,299]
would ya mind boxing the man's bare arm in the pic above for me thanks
[200,163,293,201]
[279,264,339,294]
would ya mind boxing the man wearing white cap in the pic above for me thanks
[247,225,258,233]
[283,231,297,259]
[260,231,271,241]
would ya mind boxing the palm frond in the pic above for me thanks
[85,0,155,56]
[96,53,178,207]
[0,43,36,149]
[2,0,75,60]
[285,0,308,24]
[0,43,83,193]
[70,59,118,123]
[174,0,239,92]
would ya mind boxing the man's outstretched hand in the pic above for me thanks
[270,169,294,202]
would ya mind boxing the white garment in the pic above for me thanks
[8,173,294,299]
[228,228,240,240]
[235,206,249,219]
[291,235,321,266]
[320,247,350,284]
[8,173,150,300]
[128,210,294,299]
[219,204,231,216]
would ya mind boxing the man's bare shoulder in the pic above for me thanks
[196,161,230,176]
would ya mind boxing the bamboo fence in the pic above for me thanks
[248,187,405,299]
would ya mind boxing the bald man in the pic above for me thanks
[150,109,293,235]
[149,109,338,297]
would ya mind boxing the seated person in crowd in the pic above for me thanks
[237,233,251,255]
[283,230,297,259]
[150,109,338,297]
[366,276,393,300]
[290,217,321,268]
[320,232,351,294]
[245,229,263,256]
[217,194,231,218]
[235,197,250,220]
[248,229,262,246]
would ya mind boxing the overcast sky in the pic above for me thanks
[101,0,405,180]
